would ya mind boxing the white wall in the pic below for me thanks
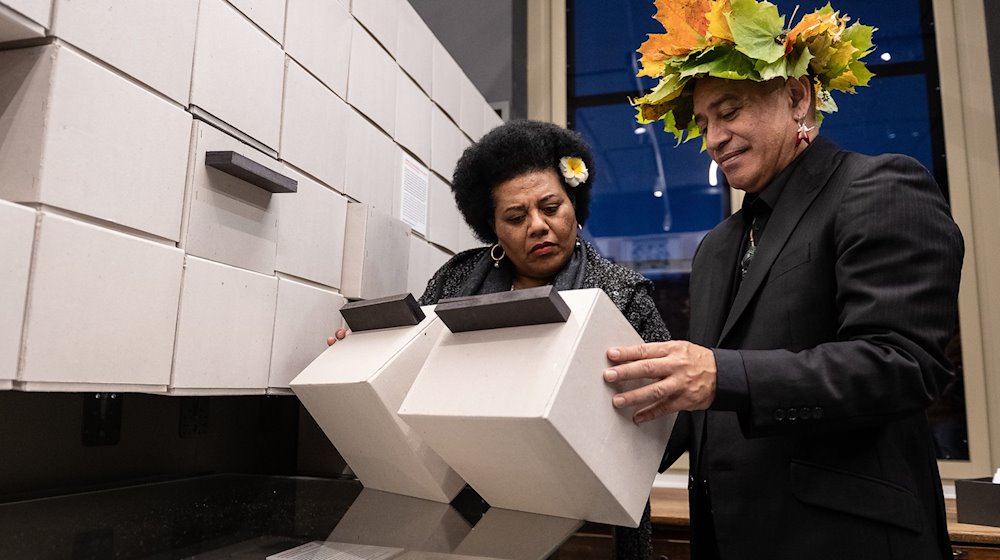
[0,0,502,396]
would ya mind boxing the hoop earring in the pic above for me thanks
[490,243,505,268]
[795,119,814,147]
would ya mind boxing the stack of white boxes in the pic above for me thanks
[0,0,502,394]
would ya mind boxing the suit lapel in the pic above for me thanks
[717,138,845,344]
[690,217,744,346]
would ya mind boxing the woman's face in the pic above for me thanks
[492,169,579,284]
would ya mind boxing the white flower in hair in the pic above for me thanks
[559,156,589,187]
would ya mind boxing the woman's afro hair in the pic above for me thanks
[451,119,594,244]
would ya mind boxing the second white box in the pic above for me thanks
[398,288,674,527]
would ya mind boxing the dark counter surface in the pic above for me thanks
[0,474,581,560]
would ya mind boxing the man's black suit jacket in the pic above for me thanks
[665,137,964,559]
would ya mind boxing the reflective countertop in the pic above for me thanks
[0,474,583,560]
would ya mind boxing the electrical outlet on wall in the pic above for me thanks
[178,397,211,438]
[82,393,122,446]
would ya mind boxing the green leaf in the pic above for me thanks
[641,73,689,104]
[842,21,876,57]
[849,60,874,87]
[680,46,756,80]
[789,47,813,77]
[755,57,788,81]
[728,0,786,63]
[754,45,811,81]
[662,110,684,143]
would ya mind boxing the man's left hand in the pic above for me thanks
[604,341,717,424]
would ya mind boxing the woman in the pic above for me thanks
[333,119,669,559]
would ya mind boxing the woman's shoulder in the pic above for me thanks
[419,246,489,304]
[580,240,670,342]
[581,240,652,293]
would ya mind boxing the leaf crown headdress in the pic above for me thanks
[633,0,876,144]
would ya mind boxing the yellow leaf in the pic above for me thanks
[638,0,718,76]
[637,33,692,76]
[653,0,712,38]
[635,102,670,124]
[785,7,841,54]
[828,67,859,91]
[706,0,734,43]
[826,40,859,74]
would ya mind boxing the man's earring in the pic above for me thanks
[796,119,814,147]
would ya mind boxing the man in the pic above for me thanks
[604,1,964,558]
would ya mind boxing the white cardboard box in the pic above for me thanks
[171,256,277,394]
[274,165,349,289]
[227,0,286,43]
[431,41,462,122]
[395,1,433,95]
[0,43,191,241]
[268,278,346,392]
[268,542,402,560]
[19,212,184,392]
[458,76,486,143]
[283,0,352,99]
[328,489,470,552]
[394,69,433,165]
[346,21,397,137]
[52,0,198,104]
[483,103,503,133]
[406,235,431,300]
[407,238,451,301]
[290,308,466,503]
[350,0,398,57]
[0,0,48,28]
[427,173,460,253]
[182,121,280,275]
[0,3,45,41]
[344,110,397,214]
[454,508,581,560]
[191,0,284,149]
[280,59,350,194]
[398,289,675,527]
[340,203,411,300]
[427,245,451,282]
[430,106,462,182]
[0,200,35,390]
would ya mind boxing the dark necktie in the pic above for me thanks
[739,215,760,280]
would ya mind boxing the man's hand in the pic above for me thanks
[604,341,717,424]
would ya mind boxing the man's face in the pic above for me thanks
[693,77,803,193]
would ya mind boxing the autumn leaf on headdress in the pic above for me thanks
[637,0,712,77]
[727,0,785,63]
[706,0,734,43]
[654,0,712,39]
[632,0,876,141]
[784,3,842,55]
[842,21,876,58]
[639,35,691,77]
[828,60,874,91]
